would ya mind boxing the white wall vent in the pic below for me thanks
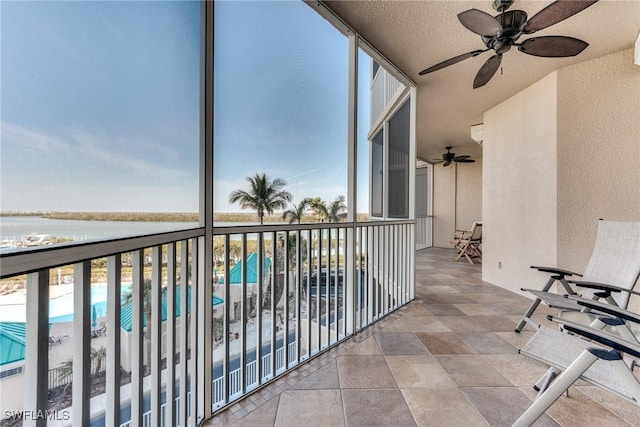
[470,123,484,145]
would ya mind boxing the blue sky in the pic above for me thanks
[1,1,370,214]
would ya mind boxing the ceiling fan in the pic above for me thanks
[418,0,598,88]
[434,147,476,167]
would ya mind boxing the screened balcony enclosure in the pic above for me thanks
[0,1,417,426]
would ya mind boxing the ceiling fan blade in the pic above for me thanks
[522,0,598,34]
[455,159,476,163]
[454,155,471,159]
[518,36,588,57]
[419,49,488,75]
[473,54,502,89]
[458,9,503,37]
[443,160,452,167]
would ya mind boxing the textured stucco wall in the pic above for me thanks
[482,73,558,296]
[455,158,483,229]
[433,164,456,247]
[432,160,482,247]
[556,48,640,272]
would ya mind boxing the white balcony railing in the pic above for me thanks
[0,220,414,426]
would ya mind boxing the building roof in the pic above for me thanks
[0,322,26,367]
[218,253,271,285]
[120,285,224,332]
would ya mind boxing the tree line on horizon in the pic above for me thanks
[228,173,347,225]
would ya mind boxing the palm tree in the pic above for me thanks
[309,197,328,222]
[282,198,311,224]
[229,173,292,225]
[326,195,347,223]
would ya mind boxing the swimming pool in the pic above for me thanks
[0,283,132,323]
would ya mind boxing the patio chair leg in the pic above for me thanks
[513,349,598,427]
[515,277,557,333]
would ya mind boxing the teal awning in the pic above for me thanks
[120,285,223,332]
[0,322,26,366]
[218,252,271,285]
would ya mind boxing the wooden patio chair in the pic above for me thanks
[451,221,482,264]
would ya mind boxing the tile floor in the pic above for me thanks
[204,248,640,427]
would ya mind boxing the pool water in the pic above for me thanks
[0,283,132,323]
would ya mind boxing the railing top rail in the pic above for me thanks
[0,227,205,279]
[212,219,414,235]
[1,219,415,278]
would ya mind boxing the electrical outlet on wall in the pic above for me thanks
[498,261,502,269]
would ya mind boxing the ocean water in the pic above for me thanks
[0,216,199,242]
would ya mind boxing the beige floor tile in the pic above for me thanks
[435,355,513,387]
[342,335,382,355]
[575,385,640,426]
[342,389,416,426]
[382,315,451,333]
[386,354,456,388]
[402,388,489,427]
[453,303,500,316]
[231,396,280,426]
[519,386,630,427]
[375,332,429,355]
[274,390,344,427]
[462,387,560,427]
[457,332,518,354]
[479,353,550,387]
[415,332,475,355]
[337,355,397,389]
[291,359,340,389]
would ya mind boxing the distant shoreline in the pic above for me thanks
[0,211,369,223]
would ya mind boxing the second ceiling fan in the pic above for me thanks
[419,0,598,88]
[434,147,476,167]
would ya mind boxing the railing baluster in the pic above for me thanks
[179,242,189,426]
[316,229,321,352]
[72,261,91,426]
[241,234,247,394]
[283,230,290,368]
[24,271,49,427]
[305,230,311,359]
[270,232,277,375]
[295,230,302,363]
[256,233,263,382]
[106,255,122,427]
[151,246,162,426]
[223,235,231,402]
[190,238,199,420]
[166,243,176,427]
[131,250,144,426]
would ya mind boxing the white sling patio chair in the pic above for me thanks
[514,298,640,427]
[515,220,640,333]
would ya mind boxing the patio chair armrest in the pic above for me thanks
[530,266,582,277]
[569,281,640,297]
[547,314,640,359]
[569,280,621,293]
[565,295,640,326]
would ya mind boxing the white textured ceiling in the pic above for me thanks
[324,0,640,162]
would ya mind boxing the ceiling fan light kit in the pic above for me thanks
[419,0,598,88]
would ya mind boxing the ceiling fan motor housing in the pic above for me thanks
[482,10,528,53]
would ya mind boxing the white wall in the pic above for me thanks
[432,160,482,247]
[556,48,640,270]
[482,73,558,295]
[482,48,640,299]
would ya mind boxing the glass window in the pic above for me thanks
[214,1,348,225]
[371,131,384,217]
[387,100,410,218]
[0,2,201,244]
